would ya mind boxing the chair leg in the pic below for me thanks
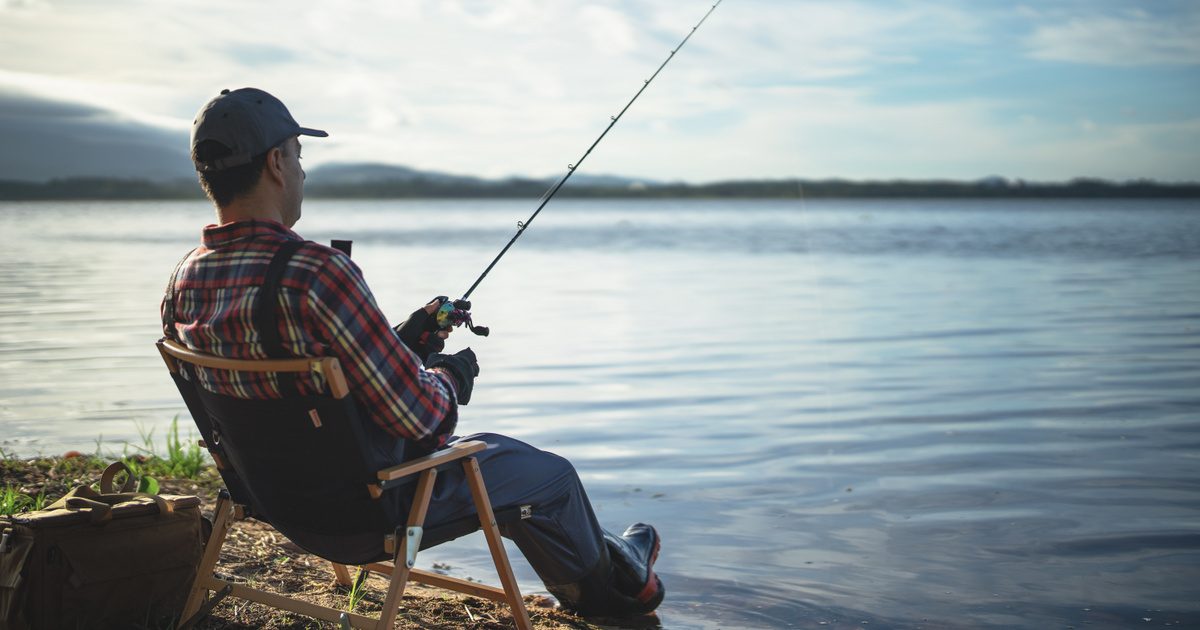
[375,468,438,630]
[463,457,533,630]
[182,491,235,620]
[331,562,353,587]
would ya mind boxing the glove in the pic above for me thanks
[394,297,448,362]
[427,347,479,405]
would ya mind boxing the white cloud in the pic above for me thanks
[0,0,48,9]
[999,117,1200,181]
[579,4,639,55]
[1026,9,1200,66]
[0,0,1196,181]
[0,0,996,179]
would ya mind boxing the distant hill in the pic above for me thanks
[0,88,663,198]
[549,172,659,189]
[3,174,1198,201]
[296,162,665,199]
[307,162,487,187]
[2,92,1197,200]
[0,89,193,182]
[307,162,657,190]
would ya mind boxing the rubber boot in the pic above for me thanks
[604,523,664,614]
[545,546,616,617]
[547,523,664,617]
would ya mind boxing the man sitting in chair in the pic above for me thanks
[162,87,663,617]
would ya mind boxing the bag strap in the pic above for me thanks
[100,461,137,494]
[255,239,306,358]
[254,239,306,396]
[47,485,174,525]
[162,247,198,342]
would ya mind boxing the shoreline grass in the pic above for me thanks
[1,417,219,516]
[0,484,46,516]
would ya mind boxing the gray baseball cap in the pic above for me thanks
[191,87,328,172]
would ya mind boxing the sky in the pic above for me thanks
[1,0,1199,183]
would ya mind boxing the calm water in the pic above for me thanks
[1,198,1198,628]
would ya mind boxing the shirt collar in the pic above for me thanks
[201,219,301,249]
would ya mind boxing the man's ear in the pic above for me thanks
[264,147,286,186]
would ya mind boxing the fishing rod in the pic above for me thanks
[436,0,723,336]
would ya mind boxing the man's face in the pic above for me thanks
[281,137,305,227]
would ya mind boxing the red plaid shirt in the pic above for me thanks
[161,219,457,444]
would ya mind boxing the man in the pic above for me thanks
[161,87,663,617]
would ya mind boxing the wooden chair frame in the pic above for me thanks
[158,339,532,630]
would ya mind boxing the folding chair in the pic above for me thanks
[157,338,533,630]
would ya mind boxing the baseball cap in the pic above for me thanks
[191,87,328,172]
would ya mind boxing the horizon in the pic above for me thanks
[8,158,1200,189]
[1,1,1199,183]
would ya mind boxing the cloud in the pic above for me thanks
[580,5,639,55]
[0,0,1197,182]
[1010,117,1200,181]
[0,0,47,9]
[227,44,298,67]
[1025,8,1200,66]
[1,0,995,178]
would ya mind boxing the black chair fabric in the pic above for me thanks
[170,366,393,565]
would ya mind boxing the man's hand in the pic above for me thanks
[394,297,452,362]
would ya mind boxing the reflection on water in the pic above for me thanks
[2,199,1199,628]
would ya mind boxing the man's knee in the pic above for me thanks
[457,432,579,486]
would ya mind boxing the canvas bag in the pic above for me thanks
[0,462,205,630]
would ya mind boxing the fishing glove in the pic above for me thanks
[427,348,479,405]
[394,297,448,362]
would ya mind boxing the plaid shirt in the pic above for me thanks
[161,219,457,444]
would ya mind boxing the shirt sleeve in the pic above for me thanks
[302,251,458,442]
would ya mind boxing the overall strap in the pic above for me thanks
[162,248,198,342]
[254,239,307,395]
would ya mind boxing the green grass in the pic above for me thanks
[122,416,208,482]
[346,568,370,612]
[1,417,218,516]
[1,484,46,517]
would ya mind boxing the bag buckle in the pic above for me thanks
[520,505,532,519]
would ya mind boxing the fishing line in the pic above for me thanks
[437,1,724,336]
[795,178,837,438]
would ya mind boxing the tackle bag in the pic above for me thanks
[0,462,205,630]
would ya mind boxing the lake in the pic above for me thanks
[1,198,1198,628]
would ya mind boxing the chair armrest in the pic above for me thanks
[376,440,487,482]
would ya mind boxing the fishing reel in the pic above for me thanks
[435,297,490,337]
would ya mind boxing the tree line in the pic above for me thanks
[1,176,1198,201]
